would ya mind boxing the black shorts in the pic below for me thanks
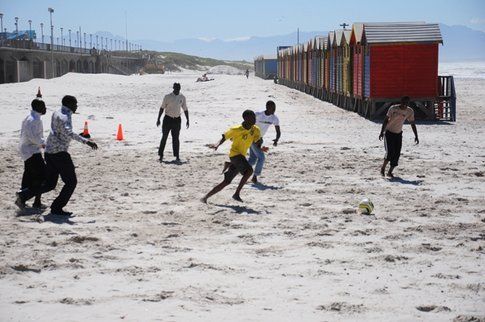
[384,131,403,167]
[223,155,252,184]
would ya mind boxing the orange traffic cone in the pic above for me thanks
[80,121,91,138]
[36,87,42,98]
[116,124,124,141]
[83,121,90,136]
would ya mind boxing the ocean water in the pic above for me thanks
[439,61,485,79]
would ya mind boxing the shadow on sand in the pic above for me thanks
[213,203,260,215]
[42,213,76,225]
[250,182,283,191]
[16,207,45,217]
[389,177,423,185]
[161,159,188,166]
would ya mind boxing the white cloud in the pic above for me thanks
[197,37,216,42]
[224,36,251,42]
[470,18,485,24]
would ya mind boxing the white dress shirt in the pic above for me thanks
[19,110,45,161]
[161,93,188,118]
[45,106,87,154]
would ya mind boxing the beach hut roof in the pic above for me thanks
[362,22,442,44]
[328,31,335,46]
[261,55,276,60]
[335,30,345,46]
[351,22,428,44]
[316,36,326,50]
[351,23,365,44]
[343,30,352,45]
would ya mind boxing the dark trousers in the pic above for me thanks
[20,152,77,211]
[158,115,181,158]
[21,153,45,203]
[384,131,403,167]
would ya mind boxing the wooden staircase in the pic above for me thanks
[436,76,457,121]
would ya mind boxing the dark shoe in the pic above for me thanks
[232,194,243,202]
[51,209,73,216]
[175,157,181,163]
[251,175,258,184]
[387,172,394,178]
[15,192,25,210]
[380,167,385,176]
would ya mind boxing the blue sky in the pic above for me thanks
[1,0,484,42]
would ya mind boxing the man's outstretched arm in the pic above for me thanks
[209,135,226,150]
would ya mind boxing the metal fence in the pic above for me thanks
[0,39,108,55]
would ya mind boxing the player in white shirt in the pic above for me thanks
[16,98,47,209]
[248,100,281,183]
[156,83,189,163]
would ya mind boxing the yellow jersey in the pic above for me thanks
[224,125,261,158]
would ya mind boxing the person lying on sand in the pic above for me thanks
[196,74,214,82]
[201,110,261,203]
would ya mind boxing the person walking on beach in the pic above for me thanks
[379,96,419,178]
[245,69,249,79]
[248,100,281,183]
[202,110,261,203]
[16,95,98,216]
[156,83,189,162]
[16,97,47,209]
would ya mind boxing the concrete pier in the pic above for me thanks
[0,40,146,84]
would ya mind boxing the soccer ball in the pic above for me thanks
[358,198,374,215]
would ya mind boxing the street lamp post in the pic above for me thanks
[76,30,79,47]
[89,34,92,48]
[0,13,3,33]
[14,17,18,38]
[83,32,86,49]
[28,20,32,40]
[60,27,63,46]
[68,29,71,47]
[40,23,44,43]
[48,7,54,78]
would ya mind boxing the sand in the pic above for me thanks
[0,70,484,321]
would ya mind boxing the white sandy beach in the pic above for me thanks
[0,67,484,321]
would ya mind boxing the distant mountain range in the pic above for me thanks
[98,24,485,62]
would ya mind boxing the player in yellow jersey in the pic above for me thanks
[202,110,262,203]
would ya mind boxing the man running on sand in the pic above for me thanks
[17,97,47,209]
[202,110,262,203]
[248,100,281,183]
[16,95,98,216]
[379,96,419,178]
